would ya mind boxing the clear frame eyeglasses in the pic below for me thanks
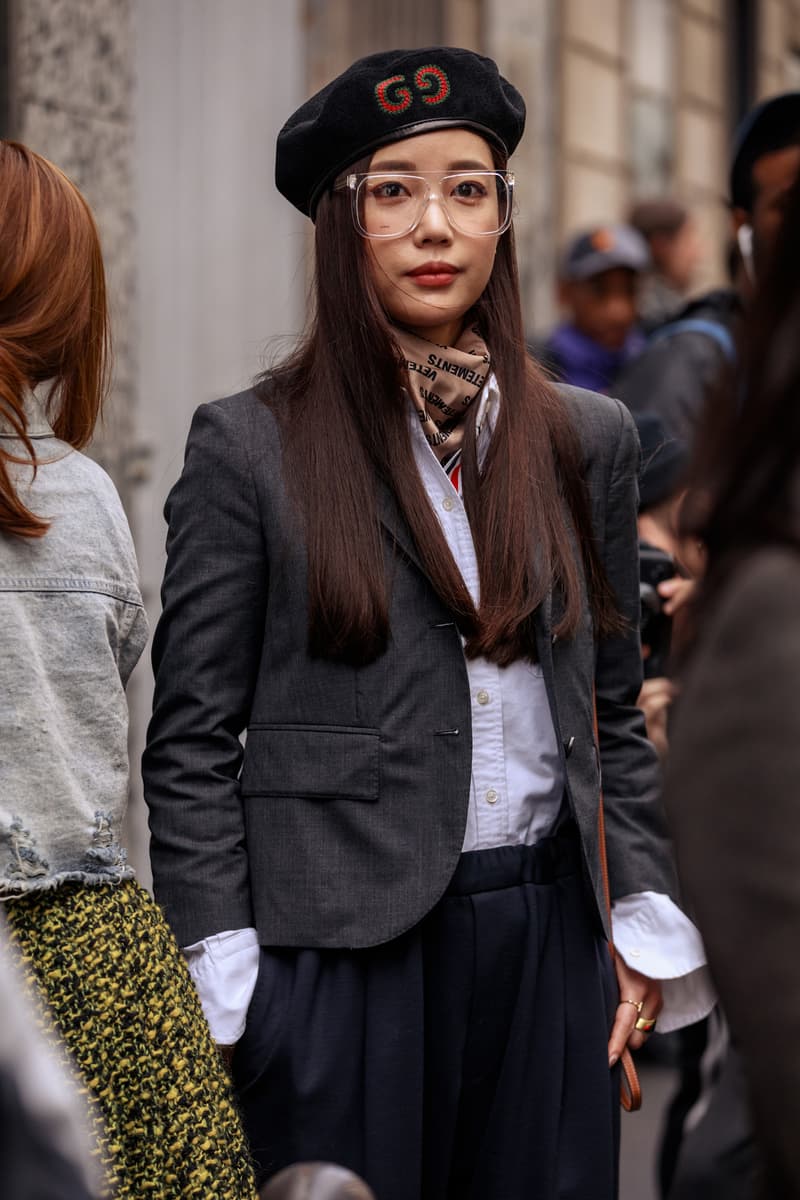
[337,170,515,240]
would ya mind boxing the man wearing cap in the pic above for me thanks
[615,91,800,444]
[538,223,650,393]
[628,198,705,332]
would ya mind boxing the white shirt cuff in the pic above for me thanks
[611,891,716,1033]
[183,927,260,1045]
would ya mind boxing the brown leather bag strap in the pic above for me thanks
[594,692,643,1113]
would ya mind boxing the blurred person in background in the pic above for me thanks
[665,158,800,1200]
[536,223,649,392]
[631,417,742,1200]
[615,91,800,1200]
[615,91,800,444]
[0,141,255,1199]
[628,198,704,332]
[633,413,691,762]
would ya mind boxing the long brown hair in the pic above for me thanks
[0,140,110,537]
[259,161,622,666]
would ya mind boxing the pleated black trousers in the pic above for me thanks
[232,823,620,1200]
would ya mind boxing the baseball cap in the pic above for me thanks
[559,224,650,282]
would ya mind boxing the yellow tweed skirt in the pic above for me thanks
[4,879,257,1199]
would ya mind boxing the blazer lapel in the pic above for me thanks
[377,480,425,572]
[534,588,554,681]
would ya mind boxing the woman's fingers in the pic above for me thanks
[608,999,643,1065]
[625,1003,660,1052]
[609,961,664,1065]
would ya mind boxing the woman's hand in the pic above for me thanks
[657,575,695,617]
[608,957,663,1066]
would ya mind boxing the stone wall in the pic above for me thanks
[557,0,732,290]
[12,0,137,501]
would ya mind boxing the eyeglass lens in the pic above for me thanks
[355,173,511,238]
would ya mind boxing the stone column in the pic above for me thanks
[12,0,136,499]
[485,0,559,335]
[130,0,305,885]
[674,0,730,287]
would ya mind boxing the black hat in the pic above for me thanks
[275,47,526,219]
[730,91,800,210]
[559,223,650,281]
[634,413,689,511]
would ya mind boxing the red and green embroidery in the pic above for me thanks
[415,65,450,106]
[374,65,451,114]
[375,74,413,114]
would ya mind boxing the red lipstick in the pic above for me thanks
[406,261,460,287]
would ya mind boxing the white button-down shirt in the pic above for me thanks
[185,376,714,1043]
[411,383,565,853]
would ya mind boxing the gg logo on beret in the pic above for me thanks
[375,65,451,115]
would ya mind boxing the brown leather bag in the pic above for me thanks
[594,695,642,1112]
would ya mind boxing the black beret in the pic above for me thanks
[730,91,800,210]
[275,46,526,218]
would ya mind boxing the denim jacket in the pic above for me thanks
[0,394,148,895]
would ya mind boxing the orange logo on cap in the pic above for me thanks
[590,228,615,252]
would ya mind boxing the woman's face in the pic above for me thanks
[363,129,501,345]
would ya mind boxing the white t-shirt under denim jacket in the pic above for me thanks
[0,394,148,897]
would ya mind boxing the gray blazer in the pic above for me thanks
[143,384,677,949]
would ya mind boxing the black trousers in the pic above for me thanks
[232,825,620,1200]
[667,1043,761,1200]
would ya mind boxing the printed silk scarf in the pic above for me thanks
[393,325,491,484]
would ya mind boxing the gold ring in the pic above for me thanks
[620,998,644,1014]
[635,1016,657,1033]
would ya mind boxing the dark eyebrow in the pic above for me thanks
[447,159,495,171]
[368,158,494,172]
[368,160,417,172]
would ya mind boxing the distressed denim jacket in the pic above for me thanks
[0,395,148,895]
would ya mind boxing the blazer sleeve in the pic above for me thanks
[143,400,269,945]
[593,401,679,902]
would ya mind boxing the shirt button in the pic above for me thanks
[485,788,498,805]
[476,689,490,705]
[442,496,455,511]
[629,948,641,958]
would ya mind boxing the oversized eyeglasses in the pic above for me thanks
[338,170,515,239]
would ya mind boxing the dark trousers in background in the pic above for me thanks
[233,824,620,1200]
[667,1044,761,1200]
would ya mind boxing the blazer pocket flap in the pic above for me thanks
[241,725,379,801]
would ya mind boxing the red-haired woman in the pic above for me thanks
[145,49,713,1200]
[0,141,255,1199]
